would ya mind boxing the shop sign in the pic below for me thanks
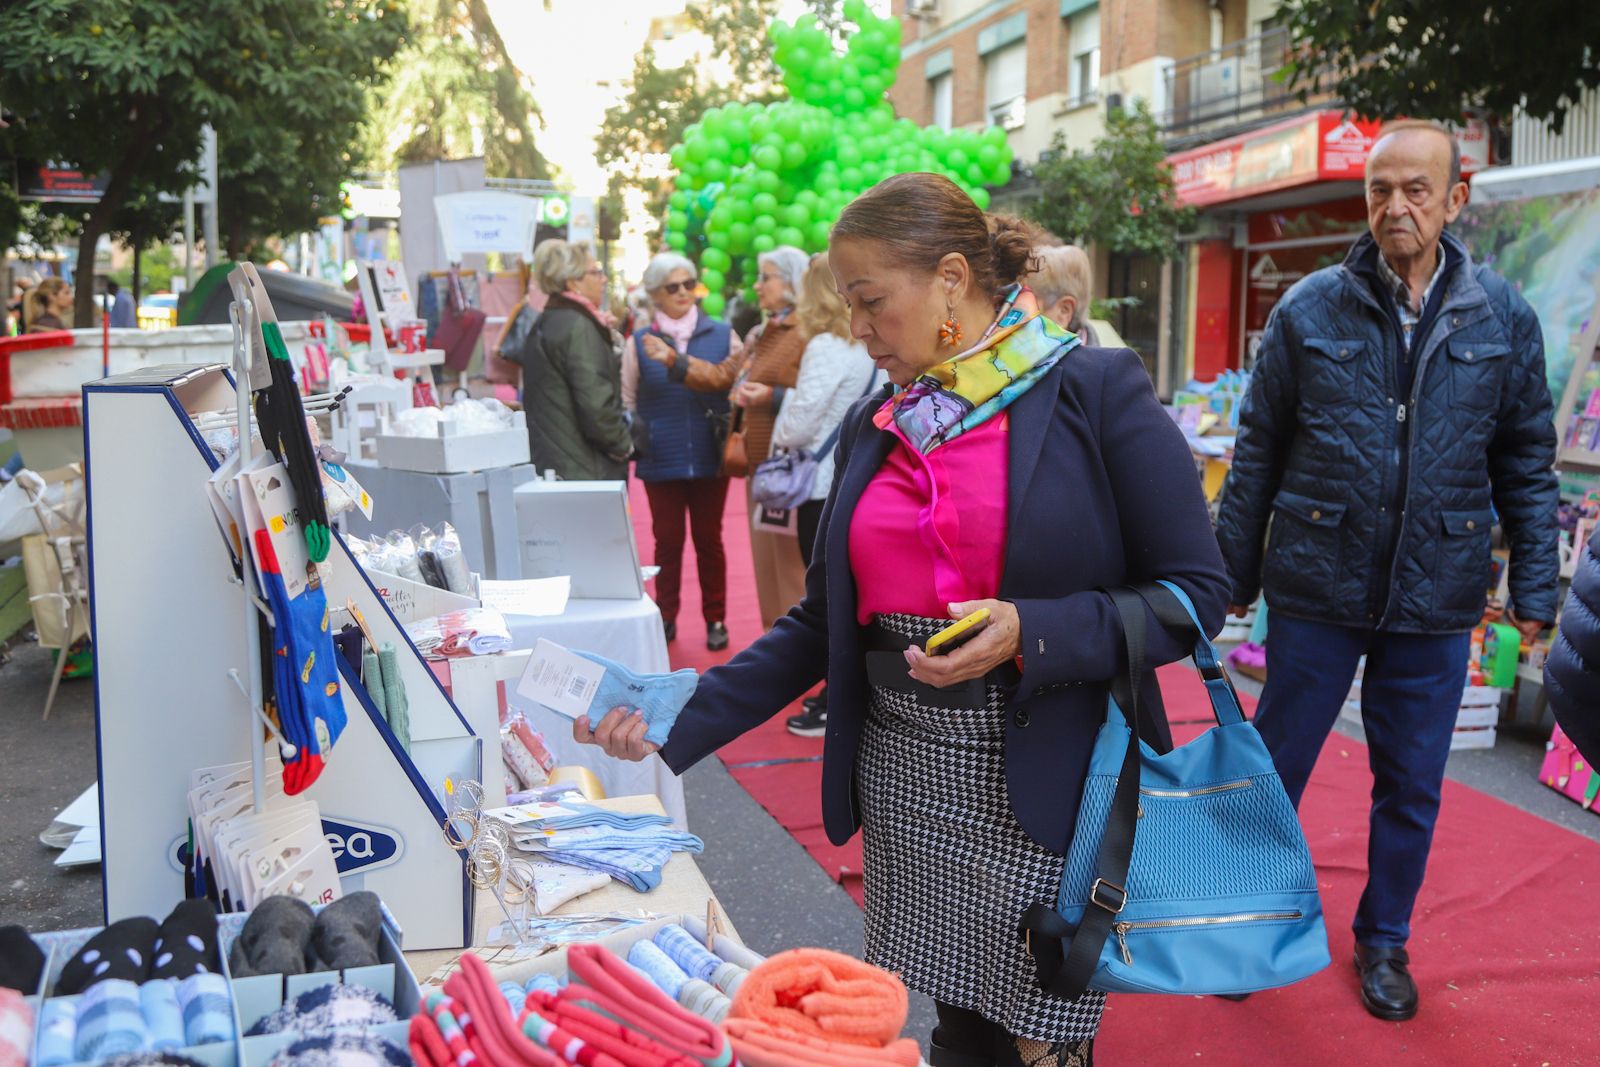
[435,190,541,263]
[16,160,110,202]
[1317,116,1380,178]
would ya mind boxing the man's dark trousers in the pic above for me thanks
[1253,612,1471,948]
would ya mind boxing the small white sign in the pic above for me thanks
[516,638,604,720]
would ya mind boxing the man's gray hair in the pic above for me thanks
[532,239,594,295]
[642,252,697,292]
[758,246,810,304]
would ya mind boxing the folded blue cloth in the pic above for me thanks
[534,803,672,832]
[75,978,148,1061]
[524,974,563,997]
[531,824,705,854]
[177,972,234,1046]
[139,979,185,1051]
[576,650,699,747]
[653,925,722,984]
[499,980,527,1015]
[36,997,77,1067]
[543,846,676,893]
[627,940,691,999]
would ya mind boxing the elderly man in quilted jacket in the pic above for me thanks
[1216,120,1558,1022]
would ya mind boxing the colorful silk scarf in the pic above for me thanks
[875,286,1080,454]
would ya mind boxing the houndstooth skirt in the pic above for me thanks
[858,613,1107,1043]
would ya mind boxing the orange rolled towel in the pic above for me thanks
[728,948,908,1049]
[723,1019,922,1067]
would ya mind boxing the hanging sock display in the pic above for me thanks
[255,321,332,563]
[254,529,346,793]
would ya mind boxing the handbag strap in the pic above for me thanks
[1019,580,1243,999]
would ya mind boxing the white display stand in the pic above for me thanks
[355,259,444,375]
[84,362,482,950]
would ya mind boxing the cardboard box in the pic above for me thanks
[374,413,530,474]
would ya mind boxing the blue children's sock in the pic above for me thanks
[574,650,699,748]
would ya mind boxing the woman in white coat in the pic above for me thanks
[771,253,877,736]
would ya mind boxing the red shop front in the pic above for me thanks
[1169,111,1488,377]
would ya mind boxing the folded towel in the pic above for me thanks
[75,978,147,1061]
[563,945,731,1066]
[652,927,721,984]
[139,979,185,1051]
[723,1018,921,1067]
[177,972,235,1046]
[729,948,907,1049]
[524,992,699,1067]
[628,940,691,1000]
[443,953,565,1067]
[34,997,76,1067]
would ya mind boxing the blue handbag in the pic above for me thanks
[1019,581,1330,997]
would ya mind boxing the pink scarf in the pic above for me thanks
[563,288,618,331]
[653,307,699,352]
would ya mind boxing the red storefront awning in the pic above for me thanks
[1168,111,1487,208]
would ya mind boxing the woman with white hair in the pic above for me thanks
[520,238,633,479]
[621,252,744,651]
[1028,244,1099,345]
[641,245,810,630]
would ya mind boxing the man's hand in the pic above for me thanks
[641,334,676,367]
[572,706,659,762]
[904,600,1023,688]
[1508,612,1549,643]
[1228,604,1251,619]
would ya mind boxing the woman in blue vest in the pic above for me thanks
[622,253,744,652]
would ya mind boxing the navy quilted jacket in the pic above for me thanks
[1546,525,1600,763]
[1217,232,1559,633]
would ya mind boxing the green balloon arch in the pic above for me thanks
[663,0,1013,317]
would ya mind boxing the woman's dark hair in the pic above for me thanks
[830,172,1041,296]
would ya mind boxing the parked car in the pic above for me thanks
[137,292,179,330]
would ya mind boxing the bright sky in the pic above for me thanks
[484,0,874,195]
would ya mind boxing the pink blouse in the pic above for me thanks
[848,411,1011,624]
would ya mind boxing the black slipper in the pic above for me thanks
[0,924,46,993]
[228,896,314,978]
[151,899,220,979]
[54,916,159,994]
[306,892,384,971]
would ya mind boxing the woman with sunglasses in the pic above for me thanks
[641,245,812,632]
[622,253,745,651]
[523,239,634,480]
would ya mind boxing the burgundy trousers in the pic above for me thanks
[642,477,730,626]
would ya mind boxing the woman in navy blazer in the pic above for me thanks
[577,175,1229,1066]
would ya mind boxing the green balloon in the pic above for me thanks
[752,192,779,216]
[971,187,991,210]
[666,231,687,250]
[686,137,711,164]
[670,146,688,170]
[776,226,806,248]
[808,220,832,249]
[753,144,782,171]
[702,158,729,183]
[782,202,811,229]
[782,141,808,169]
[701,268,725,292]
[843,0,866,20]
[752,214,777,236]
[702,248,731,272]
[815,170,840,194]
[754,169,782,195]
[702,292,726,317]
[730,198,754,224]
[669,190,690,211]
[727,222,753,254]
[667,209,690,230]
[752,234,776,253]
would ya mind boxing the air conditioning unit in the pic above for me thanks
[907,0,939,19]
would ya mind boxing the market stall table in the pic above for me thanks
[441,592,685,826]
[343,459,536,579]
[405,794,731,984]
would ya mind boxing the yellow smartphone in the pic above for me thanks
[924,608,992,656]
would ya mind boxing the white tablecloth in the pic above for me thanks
[449,594,685,828]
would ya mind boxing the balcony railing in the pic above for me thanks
[1158,27,1327,137]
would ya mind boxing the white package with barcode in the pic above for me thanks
[516,638,607,719]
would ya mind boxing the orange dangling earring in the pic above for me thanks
[938,300,962,348]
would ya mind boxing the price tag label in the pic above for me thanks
[516,639,603,720]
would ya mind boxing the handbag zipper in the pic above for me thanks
[1138,779,1253,798]
[1112,911,1304,966]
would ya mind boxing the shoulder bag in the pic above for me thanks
[1018,580,1330,998]
[750,372,877,509]
[434,267,487,372]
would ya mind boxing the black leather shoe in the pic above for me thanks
[706,622,729,651]
[1354,944,1418,1021]
[663,621,677,643]
[1215,993,1252,1002]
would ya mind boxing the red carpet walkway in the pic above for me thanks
[630,479,1600,1065]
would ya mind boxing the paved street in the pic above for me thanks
[0,638,1593,1048]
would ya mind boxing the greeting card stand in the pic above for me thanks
[83,355,479,950]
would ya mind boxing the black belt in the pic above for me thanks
[863,621,1020,711]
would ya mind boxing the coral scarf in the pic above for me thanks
[875,286,1080,454]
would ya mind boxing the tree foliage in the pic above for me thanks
[1280,0,1600,133]
[1028,101,1194,260]
[363,0,552,178]
[0,0,406,323]
[595,0,784,244]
